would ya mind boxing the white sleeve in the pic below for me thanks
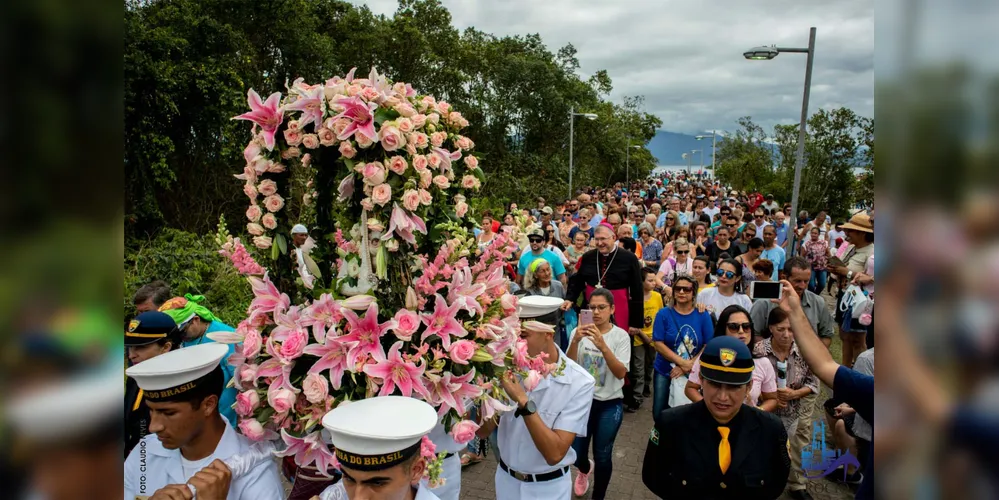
[123,441,139,499]
[234,460,286,500]
[553,374,596,436]
[615,331,632,371]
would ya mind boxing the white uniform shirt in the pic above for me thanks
[496,350,595,473]
[319,481,441,500]
[123,420,284,500]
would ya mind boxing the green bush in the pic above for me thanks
[124,229,252,325]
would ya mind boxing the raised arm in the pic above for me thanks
[774,280,839,386]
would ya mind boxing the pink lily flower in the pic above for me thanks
[276,430,339,478]
[363,341,430,398]
[233,89,284,150]
[257,357,297,393]
[283,84,325,133]
[269,304,303,342]
[420,294,469,350]
[331,96,378,143]
[300,294,343,340]
[446,267,486,317]
[339,302,396,368]
[303,334,349,390]
[247,273,290,324]
[383,203,428,247]
[427,369,482,418]
[431,147,462,174]
[479,394,515,421]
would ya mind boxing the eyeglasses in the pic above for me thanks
[666,217,675,220]
[673,286,693,293]
[590,304,611,311]
[676,249,690,255]
[726,322,753,333]
[716,269,736,279]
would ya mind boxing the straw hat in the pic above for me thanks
[839,212,873,233]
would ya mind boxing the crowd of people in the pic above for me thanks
[118,172,877,500]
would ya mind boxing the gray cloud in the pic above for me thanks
[353,0,873,134]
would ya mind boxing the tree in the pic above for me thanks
[714,117,775,191]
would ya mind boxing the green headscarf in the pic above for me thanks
[528,258,548,274]
[158,294,219,326]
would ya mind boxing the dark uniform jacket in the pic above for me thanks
[642,401,789,499]
[124,377,150,458]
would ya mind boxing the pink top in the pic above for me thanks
[689,356,777,407]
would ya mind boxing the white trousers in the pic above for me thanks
[494,465,571,500]
[423,453,461,500]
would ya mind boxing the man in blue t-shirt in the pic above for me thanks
[761,225,786,281]
[517,227,567,288]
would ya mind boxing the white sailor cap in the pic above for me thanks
[291,224,309,234]
[517,295,563,319]
[125,343,228,402]
[6,365,121,441]
[322,396,437,471]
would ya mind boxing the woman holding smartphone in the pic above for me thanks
[567,289,631,500]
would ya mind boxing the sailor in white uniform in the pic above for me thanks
[477,296,597,500]
[318,396,441,500]
[422,416,465,500]
[123,343,285,500]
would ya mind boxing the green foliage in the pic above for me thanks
[714,117,776,192]
[124,228,252,325]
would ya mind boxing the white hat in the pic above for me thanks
[7,367,121,441]
[322,396,436,470]
[126,343,228,401]
[292,224,309,234]
[517,295,563,319]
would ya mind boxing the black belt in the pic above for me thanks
[443,452,455,459]
[499,458,569,483]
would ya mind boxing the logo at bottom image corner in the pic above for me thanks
[801,421,860,480]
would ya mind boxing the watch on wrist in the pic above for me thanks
[514,400,537,418]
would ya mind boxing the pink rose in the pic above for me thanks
[347,84,362,97]
[432,175,450,189]
[412,154,429,172]
[237,362,258,386]
[264,194,285,213]
[243,182,258,200]
[371,184,393,206]
[426,113,440,125]
[394,102,417,117]
[430,131,447,148]
[448,340,477,365]
[379,126,406,152]
[464,155,479,169]
[302,373,329,404]
[454,135,473,151]
[419,170,432,189]
[360,197,374,211]
[500,293,518,314]
[356,133,374,149]
[258,179,278,197]
[367,217,385,233]
[449,111,466,126]
[247,223,264,236]
[361,162,386,186]
[238,419,267,441]
[456,201,469,218]
[449,419,481,445]
[279,329,308,361]
[246,205,262,222]
[332,119,350,138]
[261,213,277,230]
[397,117,414,133]
[235,390,260,417]
[281,147,301,159]
[301,153,312,167]
[284,129,303,146]
[461,175,480,190]
[411,132,429,150]
[436,101,451,114]
[302,134,320,149]
[405,141,417,156]
[402,189,421,211]
[420,96,436,110]
[287,120,301,131]
[523,370,543,391]
[318,128,337,146]
[387,156,408,175]
[244,141,262,163]
[253,235,273,249]
[338,141,357,159]
[361,86,381,102]
[266,161,287,173]
[412,114,427,129]
[418,188,433,206]
[393,309,421,341]
[242,327,262,358]
[427,153,442,169]
[267,386,297,414]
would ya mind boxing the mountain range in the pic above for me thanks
[647,130,720,167]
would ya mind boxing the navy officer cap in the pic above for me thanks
[125,311,179,347]
[698,336,754,385]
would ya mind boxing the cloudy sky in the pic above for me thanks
[351,0,873,135]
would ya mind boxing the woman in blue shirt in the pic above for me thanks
[650,275,714,418]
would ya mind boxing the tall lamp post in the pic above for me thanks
[682,152,690,177]
[692,149,703,175]
[744,26,816,251]
[696,130,719,174]
[625,143,641,185]
[568,107,599,199]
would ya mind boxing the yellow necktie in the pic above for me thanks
[718,426,731,474]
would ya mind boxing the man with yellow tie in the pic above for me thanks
[642,336,790,499]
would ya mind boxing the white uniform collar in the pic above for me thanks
[147,418,242,484]
[530,347,572,395]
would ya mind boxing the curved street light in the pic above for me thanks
[743,46,779,60]
[568,108,599,198]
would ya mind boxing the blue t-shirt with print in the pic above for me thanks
[517,249,567,279]
[651,307,714,376]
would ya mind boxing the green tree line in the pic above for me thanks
[124,0,662,238]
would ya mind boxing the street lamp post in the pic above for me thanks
[682,153,690,177]
[568,107,599,199]
[692,149,703,174]
[625,143,641,185]
[696,131,719,173]
[744,26,816,252]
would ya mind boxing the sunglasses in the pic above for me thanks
[673,286,693,293]
[725,224,737,228]
[716,269,736,279]
[726,322,753,333]
[528,237,543,243]
[666,216,675,220]
[676,249,690,255]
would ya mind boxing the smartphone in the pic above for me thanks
[750,281,782,301]
[579,309,594,327]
